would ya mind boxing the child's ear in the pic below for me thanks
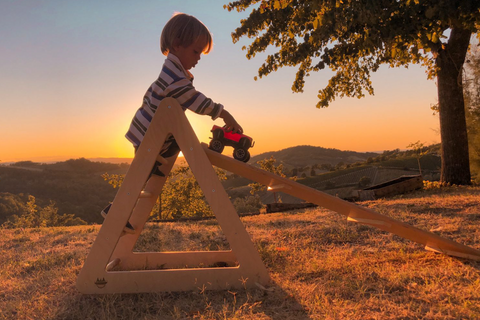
[172,38,181,50]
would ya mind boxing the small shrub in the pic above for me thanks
[233,195,263,214]
[423,180,449,190]
[358,176,371,188]
[2,196,86,228]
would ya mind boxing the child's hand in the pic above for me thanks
[220,110,243,134]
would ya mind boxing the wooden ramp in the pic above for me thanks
[202,144,480,261]
[77,97,480,295]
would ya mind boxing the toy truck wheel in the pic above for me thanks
[213,129,224,140]
[239,137,251,149]
[233,148,250,162]
[209,139,224,153]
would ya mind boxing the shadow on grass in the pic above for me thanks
[53,282,310,320]
[458,258,480,272]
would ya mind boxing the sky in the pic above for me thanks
[0,0,441,163]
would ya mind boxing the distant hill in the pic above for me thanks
[249,145,379,168]
[226,144,441,202]
[0,146,378,168]
[0,158,134,166]
[87,157,133,164]
[0,159,129,224]
[88,146,373,168]
[0,145,442,224]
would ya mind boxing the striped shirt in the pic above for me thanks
[125,53,224,147]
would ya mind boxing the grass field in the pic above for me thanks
[1,186,480,319]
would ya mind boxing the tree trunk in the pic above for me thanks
[436,26,471,185]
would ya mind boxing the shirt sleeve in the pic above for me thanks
[163,78,224,120]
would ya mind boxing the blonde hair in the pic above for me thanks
[160,13,213,56]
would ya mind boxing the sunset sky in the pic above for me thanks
[0,0,440,163]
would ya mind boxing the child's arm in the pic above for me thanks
[219,110,243,134]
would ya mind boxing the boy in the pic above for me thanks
[102,13,243,228]
[126,12,243,153]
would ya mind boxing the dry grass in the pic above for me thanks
[1,186,480,319]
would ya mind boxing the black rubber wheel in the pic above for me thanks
[239,137,251,149]
[209,139,224,153]
[213,129,224,140]
[233,148,250,162]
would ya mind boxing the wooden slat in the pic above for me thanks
[156,155,168,165]
[106,258,121,271]
[118,251,237,270]
[425,245,480,261]
[267,184,291,191]
[347,216,391,227]
[122,226,136,234]
[139,191,152,198]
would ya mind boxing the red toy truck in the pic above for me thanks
[208,125,254,162]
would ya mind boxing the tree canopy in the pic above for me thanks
[225,0,480,184]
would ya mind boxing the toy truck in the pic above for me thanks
[208,125,254,162]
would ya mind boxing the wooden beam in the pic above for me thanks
[156,155,168,165]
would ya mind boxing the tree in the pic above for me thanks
[335,161,345,171]
[101,173,124,189]
[358,176,372,188]
[464,46,480,180]
[160,166,221,220]
[406,140,428,175]
[249,156,294,202]
[225,0,480,185]
[320,163,332,171]
[233,194,264,213]
[0,192,27,224]
[291,167,298,176]
[103,166,227,220]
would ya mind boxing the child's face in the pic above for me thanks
[171,37,207,71]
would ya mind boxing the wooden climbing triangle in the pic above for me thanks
[76,97,270,294]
